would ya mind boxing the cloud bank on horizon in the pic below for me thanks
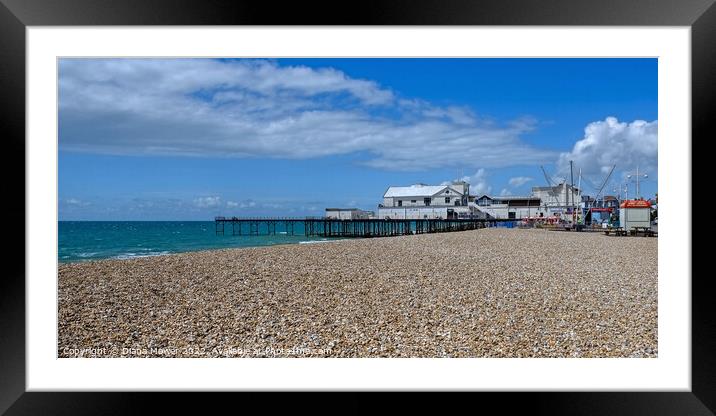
[59,58,563,171]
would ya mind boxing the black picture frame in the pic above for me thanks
[0,0,710,414]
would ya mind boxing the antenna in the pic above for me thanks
[570,160,574,221]
[577,168,582,209]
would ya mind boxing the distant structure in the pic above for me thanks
[531,183,581,211]
[601,195,620,209]
[375,180,588,221]
[469,183,581,220]
[378,181,485,219]
[325,208,374,220]
[583,194,619,224]
[471,194,542,220]
[619,199,652,231]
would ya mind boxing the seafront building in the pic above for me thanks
[325,177,651,225]
[471,194,544,219]
[375,180,584,220]
[477,183,582,219]
[377,181,485,219]
[531,184,582,211]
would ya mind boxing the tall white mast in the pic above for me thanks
[577,168,582,223]
[636,165,641,198]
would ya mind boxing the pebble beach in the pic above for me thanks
[58,228,657,358]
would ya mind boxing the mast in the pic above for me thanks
[636,165,640,198]
[595,165,616,202]
[577,168,582,224]
[569,161,574,223]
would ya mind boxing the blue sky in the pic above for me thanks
[59,58,658,220]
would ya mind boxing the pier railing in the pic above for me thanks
[215,216,323,221]
[214,217,514,238]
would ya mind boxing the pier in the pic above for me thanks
[214,217,514,238]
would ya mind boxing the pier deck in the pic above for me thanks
[214,216,513,238]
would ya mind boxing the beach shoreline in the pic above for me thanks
[58,237,347,265]
[58,228,658,358]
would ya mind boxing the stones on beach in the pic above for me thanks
[58,228,657,358]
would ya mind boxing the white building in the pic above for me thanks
[531,183,581,213]
[325,208,374,220]
[471,195,544,219]
[469,183,582,221]
[375,180,583,222]
[378,182,484,219]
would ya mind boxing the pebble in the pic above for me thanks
[58,228,658,358]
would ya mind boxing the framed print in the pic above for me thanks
[1,0,712,414]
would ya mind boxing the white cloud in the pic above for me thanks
[193,196,221,208]
[508,176,533,187]
[59,59,557,171]
[227,200,256,209]
[461,168,492,196]
[557,117,657,180]
[500,188,512,196]
[64,198,90,206]
[262,202,283,209]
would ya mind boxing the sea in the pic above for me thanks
[58,221,332,263]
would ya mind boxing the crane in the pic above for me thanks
[540,165,562,211]
[594,165,616,202]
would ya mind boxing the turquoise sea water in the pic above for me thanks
[58,221,330,263]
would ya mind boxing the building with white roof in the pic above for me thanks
[375,179,588,222]
[378,181,484,219]
[531,183,581,211]
[471,195,543,219]
[468,183,583,221]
